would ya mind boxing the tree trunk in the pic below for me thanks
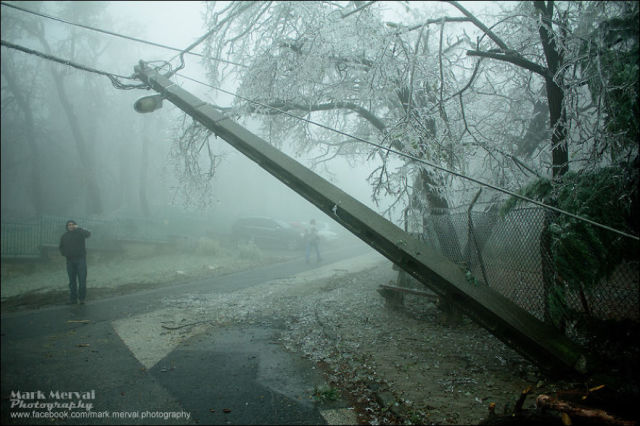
[534,1,569,329]
[419,168,464,263]
[49,69,103,216]
[1,59,44,216]
[139,121,151,217]
[544,77,569,178]
[33,32,103,216]
[117,140,132,211]
[535,1,569,178]
[417,168,464,326]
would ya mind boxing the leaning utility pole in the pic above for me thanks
[133,61,591,376]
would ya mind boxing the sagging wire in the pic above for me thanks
[162,25,222,79]
[171,71,639,242]
[161,2,264,78]
[0,1,247,67]
[1,33,636,241]
[1,39,147,90]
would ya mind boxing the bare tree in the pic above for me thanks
[1,52,45,217]
[442,1,639,327]
[13,3,108,215]
[197,2,485,218]
[167,115,222,210]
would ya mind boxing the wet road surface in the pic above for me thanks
[1,240,371,425]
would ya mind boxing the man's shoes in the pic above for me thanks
[79,300,85,305]
[67,300,77,305]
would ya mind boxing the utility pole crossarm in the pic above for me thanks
[133,61,592,375]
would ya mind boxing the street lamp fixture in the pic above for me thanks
[133,94,163,113]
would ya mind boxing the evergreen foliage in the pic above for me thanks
[502,163,639,300]
[580,4,639,159]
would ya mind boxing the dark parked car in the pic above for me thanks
[232,217,303,250]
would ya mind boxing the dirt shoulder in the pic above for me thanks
[149,253,583,425]
[3,245,633,425]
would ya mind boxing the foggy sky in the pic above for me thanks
[105,1,398,225]
[1,1,495,226]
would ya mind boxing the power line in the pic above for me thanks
[2,35,635,240]
[1,39,146,90]
[172,72,639,241]
[164,2,260,76]
[0,1,247,68]
[1,11,635,241]
[163,22,223,78]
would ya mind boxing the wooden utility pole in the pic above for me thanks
[133,61,591,376]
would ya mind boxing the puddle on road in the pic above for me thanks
[112,307,209,369]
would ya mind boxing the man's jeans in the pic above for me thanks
[305,241,321,264]
[66,257,87,302]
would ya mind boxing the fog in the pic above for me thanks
[2,1,636,248]
[2,3,638,424]
[211,145,382,228]
[1,1,395,234]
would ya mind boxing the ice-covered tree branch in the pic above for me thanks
[466,50,551,79]
[245,100,387,133]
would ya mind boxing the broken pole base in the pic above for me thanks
[377,286,405,310]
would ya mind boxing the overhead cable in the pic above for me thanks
[0,1,247,68]
[163,3,259,78]
[1,39,146,90]
[1,29,635,240]
[173,72,639,241]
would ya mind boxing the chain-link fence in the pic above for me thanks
[1,221,42,258]
[412,205,639,330]
[1,214,185,258]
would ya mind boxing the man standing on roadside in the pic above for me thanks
[304,219,322,264]
[59,220,91,304]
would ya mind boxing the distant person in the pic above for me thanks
[59,220,91,305]
[304,219,321,264]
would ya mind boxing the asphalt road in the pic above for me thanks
[1,239,371,425]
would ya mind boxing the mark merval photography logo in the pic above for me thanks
[10,390,95,411]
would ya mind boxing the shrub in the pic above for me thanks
[237,240,263,260]
[195,237,222,256]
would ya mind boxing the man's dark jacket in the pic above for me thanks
[59,228,91,259]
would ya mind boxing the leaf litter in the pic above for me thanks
[158,259,571,425]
